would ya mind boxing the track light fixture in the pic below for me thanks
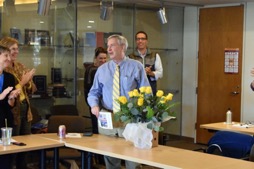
[65,0,74,21]
[4,0,16,16]
[38,0,51,16]
[100,1,113,21]
[157,7,167,24]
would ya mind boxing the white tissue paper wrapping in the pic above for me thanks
[122,123,153,149]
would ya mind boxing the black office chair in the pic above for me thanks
[50,104,79,116]
[46,104,79,119]
[249,144,254,161]
[196,131,254,159]
[46,115,92,168]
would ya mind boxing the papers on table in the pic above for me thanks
[66,133,82,138]
[232,124,254,128]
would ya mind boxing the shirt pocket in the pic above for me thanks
[122,75,134,91]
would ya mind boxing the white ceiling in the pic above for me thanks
[82,0,254,7]
[160,0,253,6]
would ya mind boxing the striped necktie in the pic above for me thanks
[113,65,120,113]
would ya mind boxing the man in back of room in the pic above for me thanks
[129,31,163,95]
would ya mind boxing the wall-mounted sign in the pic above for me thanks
[224,48,239,74]
[24,29,50,46]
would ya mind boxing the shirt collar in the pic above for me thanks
[113,56,127,67]
[135,48,152,57]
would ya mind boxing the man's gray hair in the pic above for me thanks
[107,34,128,52]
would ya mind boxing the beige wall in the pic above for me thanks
[241,2,254,121]
[182,7,198,139]
[183,2,254,140]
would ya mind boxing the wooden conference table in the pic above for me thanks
[39,133,254,169]
[200,122,254,135]
[0,134,64,169]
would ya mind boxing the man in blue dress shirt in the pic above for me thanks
[88,34,150,169]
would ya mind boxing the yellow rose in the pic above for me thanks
[118,96,127,104]
[166,93,173,101]
[156,90,164,97]
[128,91,133,98]
[139,86,146,93]
[145,86,152,94]
[137,97,144,106]
[160,96,166,104]
[133,89,139,97]
[139,93,144,98]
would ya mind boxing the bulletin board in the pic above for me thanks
[224,48,239,74]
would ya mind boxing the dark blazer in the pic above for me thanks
[0,71,15,130]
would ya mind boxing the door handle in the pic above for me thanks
[231,91,239,95]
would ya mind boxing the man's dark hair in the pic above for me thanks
[135,31,148,40]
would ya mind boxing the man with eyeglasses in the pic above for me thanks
[129,31,163,95]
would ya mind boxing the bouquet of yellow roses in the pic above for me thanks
[114,86,177,132]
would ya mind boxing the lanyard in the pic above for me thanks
[0,73,4,93]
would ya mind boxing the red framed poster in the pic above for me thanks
[224,48,239,74]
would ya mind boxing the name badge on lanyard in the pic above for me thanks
[0,74,4,93]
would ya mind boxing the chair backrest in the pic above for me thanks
[50,104,79,116]
[47,115,89,133]
[31,106,42,125]
[249,144,254,161]
[207,131,254,158]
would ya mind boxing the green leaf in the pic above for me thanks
[120,116,129,122]
[161,112,169,120]
[153,125,160,132]
[159,126,164,132]
[127,102,133,109]
[151,116,158,123]
[131,108,139,115]
[114,114,120,121]
[146,106,154,119]
[147,123,153,130]
[162,116,176,122]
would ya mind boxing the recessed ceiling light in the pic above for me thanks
[40,21,44,24]
[88,20,95,23]
[87,26,92,28]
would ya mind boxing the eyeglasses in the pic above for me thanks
[136,38,147,41]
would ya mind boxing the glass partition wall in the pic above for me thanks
[0,0,183,135]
